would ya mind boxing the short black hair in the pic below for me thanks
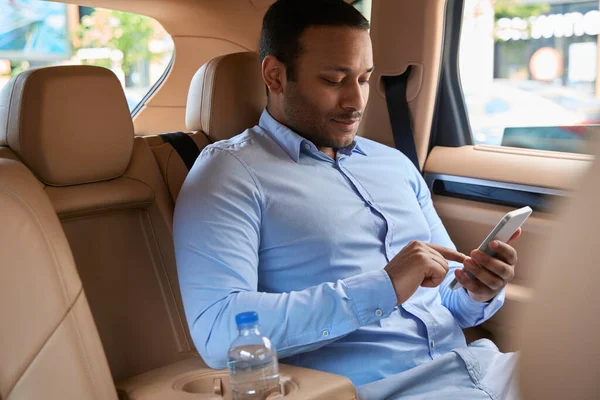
[259,0,369,81]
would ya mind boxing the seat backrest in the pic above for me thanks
[0,148,117,399]
[146,51,266,203]
[517,143,600,399]
[0,66,196,382]
[145,133,210,203]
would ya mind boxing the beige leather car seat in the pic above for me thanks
[1,63,356,400]
[144,133,210,203]
[184,51,266,142]
[0,66,196,382]
[0,150,117,399]
[517,141,600,399]
[145,51,266,204]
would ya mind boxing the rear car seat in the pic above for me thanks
[1,63,357,399]
[144,132,209,203]
[0,147,117,398]
[145,51,267,203]
[0,66,197,383]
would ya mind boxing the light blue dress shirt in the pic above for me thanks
[174,109,506,388]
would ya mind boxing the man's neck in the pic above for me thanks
[266,104,285,127]
[317,146,336,160]
[266,105,337,160]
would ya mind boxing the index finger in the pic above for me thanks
[507,227,521,245]
[426,243,467,263]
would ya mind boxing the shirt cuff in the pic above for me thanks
[457,286,506,325]
[342,269,398,326]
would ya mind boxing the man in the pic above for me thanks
[174,0,522,398]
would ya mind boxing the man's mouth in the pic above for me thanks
[332,118,360,127]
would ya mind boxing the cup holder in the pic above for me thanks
[174,371,298,399]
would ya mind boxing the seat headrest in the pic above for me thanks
[0,66,134,186]
[186,52,267,142]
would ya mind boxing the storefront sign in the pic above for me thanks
[496,10,600,41]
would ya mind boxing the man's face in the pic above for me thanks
[282,26,373,150]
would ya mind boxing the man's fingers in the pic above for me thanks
[454,269,480,292]
[463,258,505,291]
[426,243,467,263]
[455,269,494,300]
[422,261,449,287]
[507,228,522,245]
[427,251,450,274]
[422,276,444,288]
[487,240,518,266]
[471,250,514,282]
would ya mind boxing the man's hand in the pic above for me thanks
[454,228,521,303]
[385,241,467,305]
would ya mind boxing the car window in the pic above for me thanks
[460,0,600,154]
[0,0,173,113]
[351,0,372,21]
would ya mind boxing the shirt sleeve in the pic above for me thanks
[174,146,398,369]
[407,159,505,328]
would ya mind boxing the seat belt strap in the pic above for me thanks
[159,132,201,171]
[382,66,420,170]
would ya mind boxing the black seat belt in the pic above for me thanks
[382,66,420,170]
[159,132,201,171]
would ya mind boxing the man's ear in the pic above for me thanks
[262,55,286,96]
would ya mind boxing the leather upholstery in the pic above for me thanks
[185,51,266,141]
[46,177,154,219]
[117,357,356,400]
[517,141,600,399]
[0,66,133,186]
[160,51,268,201]
[145,133,210,202]
[45,137,198,382]
[0,149,117,400]
[1,61,359,399]
[1,65,197,382]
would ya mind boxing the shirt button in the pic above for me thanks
[375,309,383,317]
[304,143,311,150]
[322,329,330,337]
[431,339,435,348]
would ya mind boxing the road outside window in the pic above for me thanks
[460,0,600,154]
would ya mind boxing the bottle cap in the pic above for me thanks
[235,311,259,328]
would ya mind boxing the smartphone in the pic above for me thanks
[449,206,533,291]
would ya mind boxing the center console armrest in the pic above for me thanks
[117,356,357,400]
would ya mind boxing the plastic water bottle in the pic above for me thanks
[228,311,281,400]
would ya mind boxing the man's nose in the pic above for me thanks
[340,81,367,111]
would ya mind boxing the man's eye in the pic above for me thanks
[323,78,342,86]
[359,80,370,86]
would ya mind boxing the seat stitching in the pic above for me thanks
[3,72,20,147]
[69,293,101,400]
[16,71,29,155]
[148,210,192,349]
[163,147,176,199]
[4,288,85,398]
[0,184,71,304]
[206,57,224,136]
[57,199,155,221]
[120,175,155,195]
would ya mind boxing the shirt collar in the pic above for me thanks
[259,109,367,163]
